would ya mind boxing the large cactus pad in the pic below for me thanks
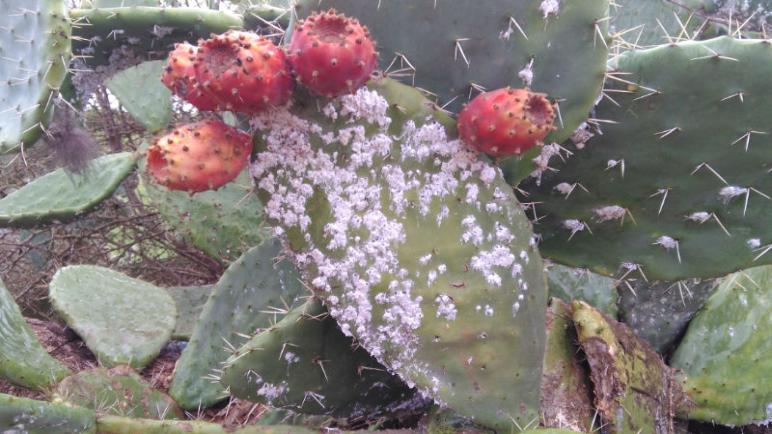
[670,265,772,426]
[221,298,418,418]
[523,37,772,280]
[251,78,547,432]
[0,0,71,154]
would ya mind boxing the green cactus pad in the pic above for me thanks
[572,300,690,434]
[105,60,170,132]
[520,430,587,434]
[0,277,71,389]
[166,284,212,340]
[251,77,547,432]
[0,152,137,228]
[618,278,718,353]
[138,168,269,264]
[546,264,618,317]
[0,393,96,434]
[53,365,183,419]
[610,0,704,48]
[295,0,609,143]
[169,238,306,410]
[95,415,316,434]
[49,265,176,369]
[221,298,417,418]
[522,37,772,280]
[70,6,242,65]
[670,265,772,426]
[0,0,71,154]
[540,299,593,433]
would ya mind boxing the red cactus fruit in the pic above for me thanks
[289,9,378,97]
[161,42,217,111]
[193,31,293,113]
[458,88,556,157]
[147,119,253,193]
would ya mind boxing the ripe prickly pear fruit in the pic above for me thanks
[147,119,252,193]
[161,43,217,111]
[289,9,378,97]
[194,31,293,113]
[458,88,556,157]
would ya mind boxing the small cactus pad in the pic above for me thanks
[540,299,593,432]
[105,60,171,132]
[670,265,772,426]
[166,284,213,340]
[49,265,177,369]
[138,168,269,263]
[221,298,418,417]
[0,393,96,434]
[169,238,306,410]
[251,77,547,432]
[69,6,242,65]
[572,300,691,434]
[0,152,137,228]
[0,277,71,389]
[95,415,317,434]
[618,278,718,353]
[294,0,609,143]
[522,37,772,280]
[53,365,183,419]
[546,264,619,317]
[0,0,71,154]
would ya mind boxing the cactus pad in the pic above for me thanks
[105,60,171,132]
[523,37,772,280]
[0,152,137,228]
[670,265,772,426]
[0,0,71,154]
[53,365,183,419]
[0,277,71,389]
[138,168,269,263]
[222,298,418,417]
[95,415,317,434]
[540,299,593,433]
[294,0,609,146]
[546,264,618,317]
[166,284,212,340]
[69,6,242,65]
[251,78,547,432]
[572,300,691,434]
[169,238,306,410]
[618,278,718,353]
[49,265,176,369]
[0,393,96,434]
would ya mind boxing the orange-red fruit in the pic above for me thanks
[147,119,253,193]
[161,43,217,111]
[458,88,556,157]
[194,31,293,113]
[289,10,378,97]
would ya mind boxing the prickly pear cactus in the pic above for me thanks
[0,0,71,154]
[294,0,610,145]
[221,298,419,418]
[170,238,305,410]
[105,60,171,132]
[95,415,316,434]
[0,277,71,389]
[49,265,177,369]
[53,366,184,419]
[670,265,772,426]
[546,264,618,317]
[251,77,547,432]
[69,6,242,65]
[166,284,212,340]
[0,152,137,228]
[0,393,96,434]
[523,37,772,281]
[572,300,691,434]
